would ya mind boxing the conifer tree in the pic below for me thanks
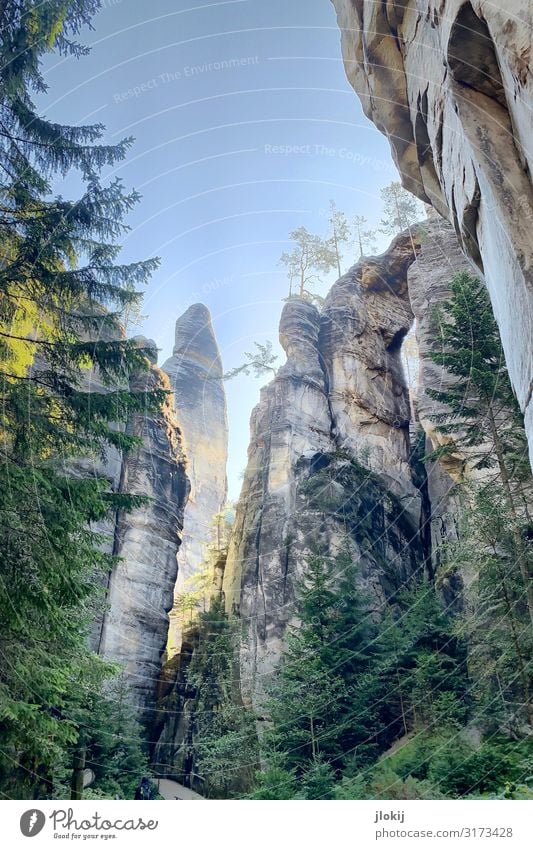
[258,551,387,784]
[185,599,257,798]
[353,214,378,258]
[428,271,533,622]
[0,0,164,797]
[280,226,336,299]
[379,181,423,235]
[327,201,350,277]
[449,487,532,729]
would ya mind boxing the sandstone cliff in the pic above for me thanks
[222,234,428,710]
[407,217,476,584]
[331,0,533,465]
[153,224,483,777]
[97,341,189,726]
[162,304,228,656]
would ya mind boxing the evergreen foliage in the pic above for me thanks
[379,181,424,235]
[280,226,336,301]
[428,272,530,484]
[353,214,378,258]
[222,340,278,381]
[427,271,533,653]
[248,549,470,799]
[0,0,162,798]
[182,599,257,799]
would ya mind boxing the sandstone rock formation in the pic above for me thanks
[407,217,475,580]
[331,0,533,465]
[154,226,480,770]
[222,235,427,710]
[97,343,189,726]
[162,304,228,656]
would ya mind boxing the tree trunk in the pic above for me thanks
[70,741,86,801]
[396,668,408,735]
[333,232,341,278]
[310,715,317,762]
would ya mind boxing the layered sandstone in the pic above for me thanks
[98,343,189,726]
[162,304,228,656]
[331,0,533,465]
[222,235,426,710]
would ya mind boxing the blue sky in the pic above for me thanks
[41,0,399,499]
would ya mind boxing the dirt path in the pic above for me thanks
[156,778,205,800]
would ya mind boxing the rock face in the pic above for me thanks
[223,234,427,710]
[321,231,422,523]
[408,214,480,478]
[407,217,475,581]
[97,344,189,726]
[162,304,228,656]
[331,0,533,466]
[153,228,477,769]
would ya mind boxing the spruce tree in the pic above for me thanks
[427,271,533,623]
[184,600,257,799]
[0,1,164,797]
[258,551,387,786]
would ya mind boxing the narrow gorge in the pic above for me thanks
[82,0,533,793]
[1,0,531,805]
[145,217,509,794]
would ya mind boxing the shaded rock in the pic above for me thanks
[406,217,473,587]
[162,304,228,656]
[222,239,426,710]
[331,0,533,466]
[98,356,189,727]
[321,231,422,524]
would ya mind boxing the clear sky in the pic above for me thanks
[41,0,399,500]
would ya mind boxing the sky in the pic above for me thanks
[40,0,400,500]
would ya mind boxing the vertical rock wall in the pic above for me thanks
[222,234,426,710]
[98,344,189,726]
[407,217,477,583]
[162,304,228,656]
[331,0,533,466]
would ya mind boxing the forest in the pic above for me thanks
[0,0,531,802]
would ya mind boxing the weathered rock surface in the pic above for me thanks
[162,304,228,656]
[408,214,479,478]
[407,217,474,581]
[331,0,533,466]
[222,236,427,710]
[98,345,189,726]
[222,300,337,705]
[321,231,422,523]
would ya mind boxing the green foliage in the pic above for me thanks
[247,764,298,800]
[183,600,257,798]
[353,214,378,258]
[280,226,337,300]
[250,548,472,800]
[379,181,424,235]
[301,757,337,799]
[327,201,350,277]
[0,0,162,798]
[353,732,533,800]
[427,272,529,483]
[427,270,533,721]
[52,675,150,800]
[259,550,385,778]
[339,765,441,800]
[222,340,278,381]
[439,486,532,731]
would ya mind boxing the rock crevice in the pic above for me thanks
[222,234,428,709]
[331,0,533,464]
